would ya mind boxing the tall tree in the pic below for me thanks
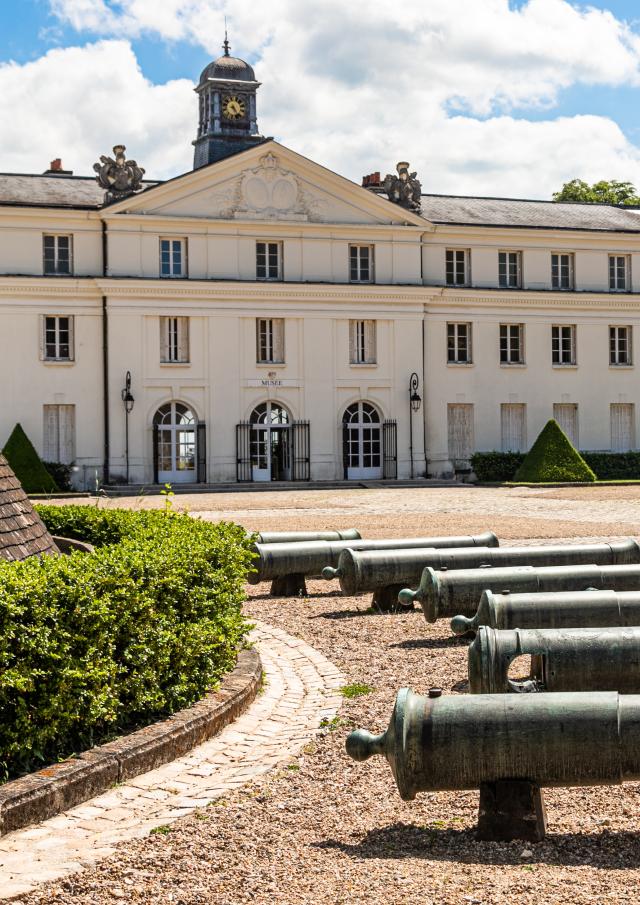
[552,179,640,206]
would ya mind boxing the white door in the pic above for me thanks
[154,402,197,484]
[448,403,474,467]
[611,403,635,452]
[250,402,291,482]
[501,403,526,452]
[343,402,383,480]
[553,403,579,447]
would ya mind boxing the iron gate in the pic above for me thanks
[236,421,252,482]
[291,420,311,481]
[383,419,398,479]
[197,422,207,483]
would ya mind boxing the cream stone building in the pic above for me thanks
[2,44,640,488]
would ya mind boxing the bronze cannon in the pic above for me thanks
[398,544,640,621]
[249,531,498,597]
[469,624,640,693]
[347,688,640,841]
[452,586,640,635]
[255,529,361,544]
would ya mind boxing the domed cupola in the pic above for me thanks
[192,35,264,169]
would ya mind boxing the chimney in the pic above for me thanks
[362,172,381,188]
[43,158,73,176]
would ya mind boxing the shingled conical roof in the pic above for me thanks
[0,453,58,561]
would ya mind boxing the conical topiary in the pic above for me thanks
[514,419,596,483]
[2,423,59,494]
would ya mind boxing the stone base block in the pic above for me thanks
[270,574,307,597]
[477,779,547,842]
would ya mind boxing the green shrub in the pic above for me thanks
[514,420,596,483]
[0,506,253,781]
[470,451,525,482]
[581,452,640,480]
[2,423,58,493]
[43,462,74,491]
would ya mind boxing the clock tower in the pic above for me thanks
[192,37,265,169]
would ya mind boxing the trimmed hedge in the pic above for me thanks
[514,420,596,483]
[472,449,640,481]
[43,461,74,492]
[0,506,253,781]
[3,423,58,494]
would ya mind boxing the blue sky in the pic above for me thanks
[2,1,640,198]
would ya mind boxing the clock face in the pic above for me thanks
[222,95,246,121]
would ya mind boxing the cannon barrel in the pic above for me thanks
[469,625,640,693]
[255,529,361,544]
[248,531,499,584]
[453,586,640,635]
[346,688,640,801]
[398,543,640,621]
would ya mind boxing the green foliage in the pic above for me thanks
[340,683,374,698]
[581,452,640,481]
[514,420,596,483]
[2,423,58,494]
[552,179,640,206]
[0,506,252,781]
[43,462,74,491]
[470,451,525,482]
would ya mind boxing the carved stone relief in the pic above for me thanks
[235,153,308,220]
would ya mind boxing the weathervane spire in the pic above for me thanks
[223,17,230,56]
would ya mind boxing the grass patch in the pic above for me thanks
[150,825,172,835]
[340,683,374,698]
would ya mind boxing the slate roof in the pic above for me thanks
[0,174,159,209]
[418,194,640,233]
[0,454,58,561]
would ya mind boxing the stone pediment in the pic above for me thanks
[109,143,428,227]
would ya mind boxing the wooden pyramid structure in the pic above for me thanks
[0,453,58,561]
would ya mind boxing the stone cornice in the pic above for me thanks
[430,289,640,310]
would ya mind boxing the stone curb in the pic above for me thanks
[0,648,262,837]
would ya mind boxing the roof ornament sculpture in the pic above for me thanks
[383,161,422,212]
[93,145,145,203]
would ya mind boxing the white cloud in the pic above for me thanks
[1,1,640,196]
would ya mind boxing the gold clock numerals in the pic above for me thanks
[222,95,246,120]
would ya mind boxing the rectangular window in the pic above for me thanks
[552,325,576,365]
[609,255,630,292]
[349,245,374,283]
[551,253,574,290]
[501,403,527,452]
[447,322,472,364]
[41,315,74,361]
[159,238,187,278]
[498,251,522,288]
[553,403,579,448]
[610,326,632,366]
[256,242,282,280]
[447,403,474,466]
[499,324,524,364]
[256,317,285,363]
[349,319,377,364]
[43,404,75,464]
[611,403,635,452]
[43,234,73,275]
[445,249,469,286]
[160,316,189,363]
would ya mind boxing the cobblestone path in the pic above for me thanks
[0,622,343,901]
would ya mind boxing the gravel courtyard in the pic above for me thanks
[20,485,640,904]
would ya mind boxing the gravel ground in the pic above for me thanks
[20,486,640,905]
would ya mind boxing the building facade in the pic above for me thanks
[2,44,640,488]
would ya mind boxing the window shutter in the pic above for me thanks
[68,315,75,361]
[178,317,189,362]
[160,317,170,363]
[60,405,76,464]
[553,404,578,447]
[611,403,635,452]
[273,318,285,363]
[39,315,46,361]
[448,404,474,463]
[365,320,376,363]
[348,321,357,363]
[43,405,59,461]
[501,404,526,452]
